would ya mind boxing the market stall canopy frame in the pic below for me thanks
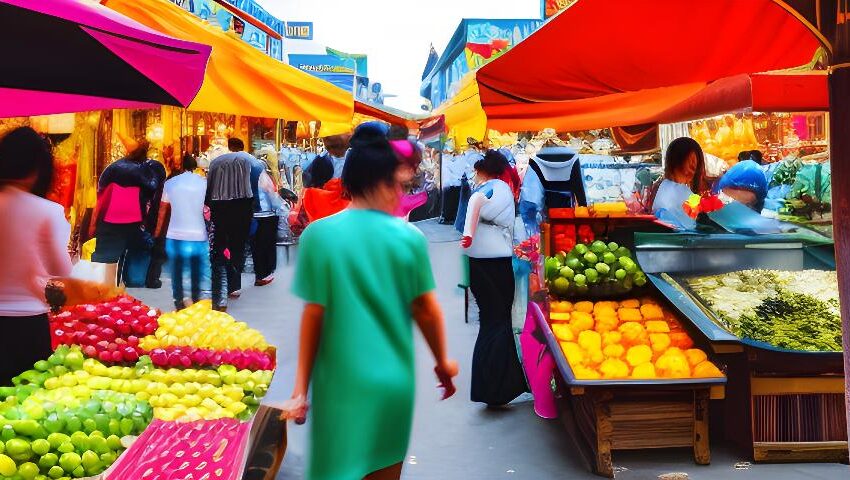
[102,0,353,123]
[0,0,211,117]
[477,0,828,132]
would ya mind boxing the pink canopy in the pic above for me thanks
[0,0,211,117]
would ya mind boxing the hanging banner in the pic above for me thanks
[543,0,577,18]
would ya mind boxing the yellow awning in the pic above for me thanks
[103,0,353,123]
[433,74,487,147]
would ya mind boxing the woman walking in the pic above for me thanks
[461,150,527,407]
[282,123,457,480]
[0,127,72,384]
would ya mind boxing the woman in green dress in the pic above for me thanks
[282,123,458,480]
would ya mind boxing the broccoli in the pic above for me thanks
[737,291,842,351]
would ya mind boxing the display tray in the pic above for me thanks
[532,302,726,388]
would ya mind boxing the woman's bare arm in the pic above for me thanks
[281,303,324,423]
[412,292,458,398]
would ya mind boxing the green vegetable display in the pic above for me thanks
[686,269,841,352]
[546,242,645,298]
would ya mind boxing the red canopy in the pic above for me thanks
[477,0,827,131]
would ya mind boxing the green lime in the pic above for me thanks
[34,361,51,373]
[58,452,81,473]
[584,268,599,284]
[17,462,39,480]
[47,465,64,479]
[69,432,88,452]
[616,246,632,259]
[559,266,574,279]
[573,274,587,286]
[88,436,109,455]
[590,240,607,254]
[46,434,69,450]
[81,450,100,474]
[5,438,32,462]
[0,425,14,441]
[99,452,117,466]
[65,417,82,434]
[105,435,122,451]
[595,263,610,275]
[552,277,570,295]
[56,442,74,454]
[81,419,96,434]
[566,257,582,270]
[574,244,589,255]
[583,252,598,265]
[615,269,627,280]
[607,241,619,252]
[30,439,50,456]
[602,252,616,265]
[38,452,59,470]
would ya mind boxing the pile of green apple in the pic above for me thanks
[545,241,647,298]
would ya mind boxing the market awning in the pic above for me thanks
[477,0,827,131]
[102,0,353,123]
[432,74,487,145]
[0,0,210,117]
[354,101,425,130]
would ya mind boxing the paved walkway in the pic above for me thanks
[129,220,848,480]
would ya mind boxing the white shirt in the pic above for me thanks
[463,179,515,258]
[162,172,208,242]
[0,187,72,316]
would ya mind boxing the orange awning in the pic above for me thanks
[477,0,827,131]
[354,101,424,130]
[103,0,352,123]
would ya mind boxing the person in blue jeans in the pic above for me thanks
[157,154,211,310]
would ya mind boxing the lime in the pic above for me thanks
[99,452,117,466]
[46,434,69,451]
[0,440,3,454]
[65,417,82,434]
[584,268,599,284]
[602,252,616,265]
[607,241,619,252]
[615,269,627,281]
[634,272,647,287]
[5,438,32,462]
[34,361,51,373]
[47,465,64,479]
[573,273,587,286]
[13,419,42,437]
[1,425,14,441]
[119,419,134,437]
[566,257,582,271]
[590,240,607,254]
[59,452,81,473]
[595,263,610,275]
[559,266,574,279]
[552,277,570,295]
[73,465,85,477]
[17,462,39,480]
[615,246,631,259]
[574,243,589,255]
[30,439,50,456]
[69,432,89,452]
[0,454,15,476]
[89,436,109,455]
[63,352,84,372]
[105,435,122,451]
[57,442,74,454]
[39,452,59,470]
[583,252,598,265]
[81,450,101,474]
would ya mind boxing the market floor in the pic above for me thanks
[128,220,849,480]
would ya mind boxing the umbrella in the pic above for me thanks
[0,0,211,117]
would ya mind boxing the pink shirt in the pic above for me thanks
[0,187,72,315]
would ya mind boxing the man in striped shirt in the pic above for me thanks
[205,138,255,311]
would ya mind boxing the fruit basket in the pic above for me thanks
[0,292,283,480]
[544,242,650,300]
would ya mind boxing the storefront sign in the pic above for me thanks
[543,0,577,19]
[289,54,354,74]
[285,22,313,40]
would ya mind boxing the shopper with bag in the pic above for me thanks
[251,168,283,286]
[0,127,72,385]
[282,122,457,480]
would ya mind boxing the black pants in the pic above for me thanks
[469,257,527,405]
[0,314,51,386]
[145,236,167,288]
[251,216,279,281]
[209,199,253,307]
[92,222,142,264]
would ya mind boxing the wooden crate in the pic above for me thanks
[558,383,711,478]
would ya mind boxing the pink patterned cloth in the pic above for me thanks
[520,302,558,419]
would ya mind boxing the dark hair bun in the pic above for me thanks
[474,149,509,177]
[350,121,389,148]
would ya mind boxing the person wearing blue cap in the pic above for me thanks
[714,160,768,212]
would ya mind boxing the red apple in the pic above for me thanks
[96,340,110,350]
[127,335,139,346]
[110,350,123,362]
[83,345,98,358]
[98,350,112,362]
[100,328,116,340]
[122,347,139,362]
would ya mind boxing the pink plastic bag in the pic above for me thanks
[520,302,558,419]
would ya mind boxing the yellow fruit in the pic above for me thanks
[587,349,604,366]
[640,304,664,321]
[574,301,594,313]
[560,342,586,367]
[693,361,723,378]
[602,344,625,359]
[594,315,618,333]
[619,299,640,309]
[631,363,657,379]
[670,332,694,349]
[573,366,601,380]
[550,312,571,322]
[578,330,602,352]
[645,320,670,333]
[618,322,647,346]
[226,402,248,415]
[626,345,653,367]
[617,308,642,322]
[685,349,708,367]
[602,331,622,346]
[569,312,594,333]
[599,358,630,379]
[649,333,671,353]
[552,324,574,342]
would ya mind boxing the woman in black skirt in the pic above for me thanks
[0,127,72,385]
[460,150,527,406]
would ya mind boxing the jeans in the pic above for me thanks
[251,215,279,281]
[166,239,210,309]
[209,199,253,308]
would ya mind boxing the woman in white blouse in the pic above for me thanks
[0,127,72,385]
[460,150,527,407]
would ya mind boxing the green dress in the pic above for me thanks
[292,209,436,480]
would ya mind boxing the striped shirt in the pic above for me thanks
[206,152,254,201]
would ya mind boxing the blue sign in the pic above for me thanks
[225,0,284,34]
[285,22,314,40]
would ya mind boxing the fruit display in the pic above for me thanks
[545,241,646,298]
[2,295,278,479]
[590,201,628,216]
[549,298,724,380]
[49,296,157,362]
[139,301,269,352]
[105,419,253,480]
[685,269,841,351]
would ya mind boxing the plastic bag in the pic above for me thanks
[714,160,768,200]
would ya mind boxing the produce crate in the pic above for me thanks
[635,232,848,463]
[532,302,725,477]
[544,213,671,256]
